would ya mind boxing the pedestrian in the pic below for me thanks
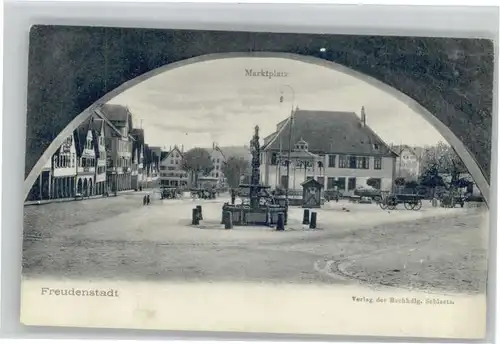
[146,194,151,205]
[143,195,147,206]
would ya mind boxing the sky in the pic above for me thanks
[108,57,445,150]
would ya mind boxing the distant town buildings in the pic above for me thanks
[159,145,189,188]
[261,107,398,195]
[392,144,424,180]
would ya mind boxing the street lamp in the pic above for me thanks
[279,84,296,202]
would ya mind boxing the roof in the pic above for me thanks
[73,117,100,159]
[99,104,134,136]
[160,146,183,163]
[262,110,396,157]
[101,104,129,122]
[301,178,324,187]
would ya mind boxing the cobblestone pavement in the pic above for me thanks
[22,196,489,294]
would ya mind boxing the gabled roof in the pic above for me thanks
[131,129,145,162]
[99,103,134,136]
[74,117,100,159]
[130,128,145,145]
[262,109,396,157]
[160,146,183,163]
[301,178,324,188]
[94,107,135,141]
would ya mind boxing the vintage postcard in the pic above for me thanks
[21,25,494,339]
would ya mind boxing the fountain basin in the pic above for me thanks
[221,203,288,226]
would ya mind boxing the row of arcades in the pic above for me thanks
[25,172,130,202]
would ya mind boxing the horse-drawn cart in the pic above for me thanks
[378,193,423,211]
[160,187,179,200]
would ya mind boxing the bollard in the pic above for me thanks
[224,211,233,229]
[302,209,310,225]
[196,205,203,220]
[192,208,200,225]
[276,212,285,231]
[309,212,317,229]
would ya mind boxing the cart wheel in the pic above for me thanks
[413,199,422,211]
[404,202,414,210]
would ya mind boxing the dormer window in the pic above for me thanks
[373,143,379,150]
[295,138,309,151]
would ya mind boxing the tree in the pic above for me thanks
[419,164,445,197]
[420,141,467,191]
[221,156,250,189]
[181,148,214,188]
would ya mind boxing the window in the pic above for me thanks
[306,176,314,181]
[328,155,336,168]
[356,157,369,169]
[170,159,174,164]
[216,172,219,178]
[217,158,220,163]
[374,157,382,170]
[338,155,348,168]
[317,177,325,186]
[349,156,357,169]
[327,177,336,190]
[271,153,278,165]
[348,177,356,191]
[337,177,346,190]
[160,166,166,170]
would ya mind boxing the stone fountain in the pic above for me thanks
[221,126,288,226]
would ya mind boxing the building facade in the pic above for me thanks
[51,134,77,199]
[209,144,226,187]
[131,129,145,190]
[261,107,397,196]
[159,146,189,187]
[393,144,423,180]
[90,119,107,195]
[99,104,135,192]
[75,125,98,196]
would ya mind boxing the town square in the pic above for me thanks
[22,56,489,296]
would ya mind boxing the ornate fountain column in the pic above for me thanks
[249,126,261,209]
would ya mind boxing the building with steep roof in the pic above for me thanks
[159,145,189,188]
[88,118,107,195]
[131,128,145,190]
[261,107,398,194]
[391,144,424,180]
[97,104,136,192]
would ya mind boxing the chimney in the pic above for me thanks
[361,106,366,127]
